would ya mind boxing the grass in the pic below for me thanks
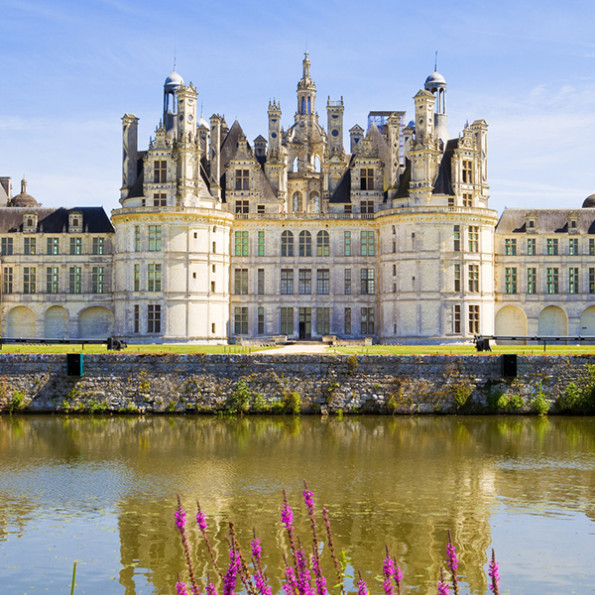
[326,344,595,356]
[0,343,277,355]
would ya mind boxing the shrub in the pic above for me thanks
[283,391,301,415]
[9,390,26,413]
[453,382,473,410]
[346,354,358,375]
[558,365,595,414]
[226,379,251,414]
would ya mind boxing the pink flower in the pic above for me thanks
[176,581,189,595]
[175,505,186,531]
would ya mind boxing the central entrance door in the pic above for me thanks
[298,308,312,340]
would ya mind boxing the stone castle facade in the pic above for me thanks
[1,54,594,343]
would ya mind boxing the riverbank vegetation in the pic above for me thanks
[174,484,501,595]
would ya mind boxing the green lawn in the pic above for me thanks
[326,344,595,356]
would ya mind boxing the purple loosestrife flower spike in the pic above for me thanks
[282,494,294,530]
[383,547,395,595]
[437,567,450,595]
[196,506,207,532]
[223,546,241,595]
[356,571,368,595]
[176,495,200,595]
[311,549,327,595]
[392,561,402,595]
[206,583,217,595]
[446,530,459,595]
[196,500,223,580]
[176,581,189,595]
[251,538,262,562]
[296,548,315,595]
[488,549,500,595]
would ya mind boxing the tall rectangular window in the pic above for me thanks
[569,267,579,294]
[148,226,162,251]
[527,238,536,255]
[361,308,374,335]
[148,264,162,292]
[154,160,167,183]
[344,268,351,295]
[546,238,558,255]
[360,168,374,190]
[257,307,265,335]
[280,307,294,335]
[281,231,293,257]
[257,269,265,295]
[462,193,472,207]
[505,238,516,255]
[134,226,141,252]
[344,307,352,334]
[468,264,479,292]
[454,264,461,292]
[257,231,265,256]
[46,267,59,294]
[69,266,82,294]
[527,267,537,294]
[316,308,330,335]
[234,307,248,335]
[546,267,559,294]
[280,269,293,294]
[25,237,37,255]
[69,237,81,255]
[134,305,140,333]
[234,268,248,295]
[92,237,105,255]
[453,305,461,334]
[360,268,375,295]
[569,238,578,256]
[453,225,460,252]
[360,200,374,214]
[590,238,595,256]
[316,269,329,295]
[2,267,13,294]
[343,231,351,256]
[299,269,311,295]
[235,169,250,191]
[360,231,375,256]
[505,267,517,294]
[148,304,162,333]
[468,305,480,334]
[468,226,479,252]
[92,266,105,294]
[590,268,595,294]
[134,264,140,291]
[316,231,329,257]
[462,160,472,183]
[235,231,249,256]
[23,267,36,293]
[1,237,13,255]
[47,237,59,255]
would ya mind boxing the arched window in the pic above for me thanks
[301,98,305,115]
[281,230,294,257]
[292,157,299,173]
[317,230,329,257]
[307,97,311,114]
[299,231,312,257]
[292,192,303,212]
[313,155,321,172]
[309,192,320,213]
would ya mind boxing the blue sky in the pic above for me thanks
[2,0,595,215]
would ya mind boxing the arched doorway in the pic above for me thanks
[78,307,114,339]
[44,306,69,338]
[6,306,36,338]
[580,306,595,343]
[495,305,527,344]
[538,306,567,337]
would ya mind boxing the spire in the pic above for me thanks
[302,51,311,80]
[297,52,316,116]
[434,50,438,72]
[21,178,27,194]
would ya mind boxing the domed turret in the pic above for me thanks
[9,178,39,207]
[424,70,447,93]
[582,194,595,208]
[164,70,184,90]
[163,69,184,134]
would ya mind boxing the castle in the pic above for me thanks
[1,54,594,343]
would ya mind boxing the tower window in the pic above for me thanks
[153,193,167,207]
[360,168,375,191]
[154,160,167,183]
[235,169,250,191]
[462,160,472,184]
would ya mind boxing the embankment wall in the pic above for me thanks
[0,353,593,414]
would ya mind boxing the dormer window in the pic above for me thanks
[69,212,83,232]
[360,168,374,191]
[235,169,250,191]
[23,212,38,232]
[525,213,537,234]
[568,213,579,233]
[462,160,473,184]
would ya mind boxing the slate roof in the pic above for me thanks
[496,209,595,235]
[329,167,351,203]
[395,159,412,198]
[432,139,457,196]
[0,207,114,234]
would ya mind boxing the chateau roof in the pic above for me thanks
[0,207,114,233]
[432,139,457,196]
[496,209,595,234]
[329,167,352,203]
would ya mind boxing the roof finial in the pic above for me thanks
[434,50,438,72]
[173,46,177,71]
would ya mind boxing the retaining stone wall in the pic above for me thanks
[0,353,593,414]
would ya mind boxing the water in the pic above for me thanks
[0,415,593,594]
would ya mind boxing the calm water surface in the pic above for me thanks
[0,415,593,595]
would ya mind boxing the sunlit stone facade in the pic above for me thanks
[3,55,593,343]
